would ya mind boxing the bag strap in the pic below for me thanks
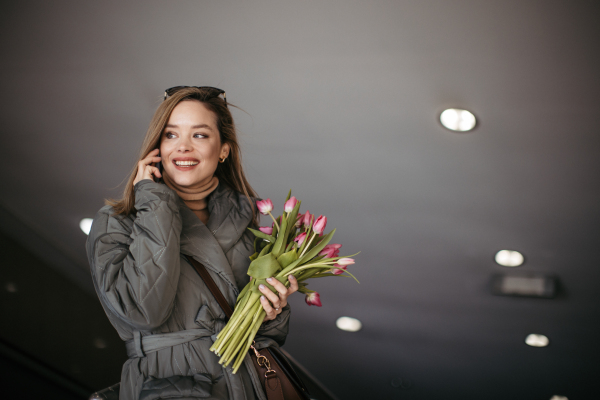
[185,256,234,319]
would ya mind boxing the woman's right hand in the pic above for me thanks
[133,149,162,186]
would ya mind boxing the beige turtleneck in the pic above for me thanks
[162,172,219,224]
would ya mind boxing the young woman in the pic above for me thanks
[86,87,298,400]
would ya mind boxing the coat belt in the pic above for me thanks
[125,328,213,358]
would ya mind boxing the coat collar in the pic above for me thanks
[178,182,253,295]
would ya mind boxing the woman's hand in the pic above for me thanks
[259,275,299,322]
[133,149,162,186]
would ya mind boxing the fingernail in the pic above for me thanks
[261,295,265,301]
[259,284,265,290]
[288,275,295,280]
[266,277,273,282]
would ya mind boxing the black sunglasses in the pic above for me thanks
[163,86,227,107]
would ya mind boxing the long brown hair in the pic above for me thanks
[106,87,258,225]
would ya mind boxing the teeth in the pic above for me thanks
[175,161,199,166]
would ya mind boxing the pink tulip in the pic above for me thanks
[295,213,303,227]
[284,196,298,213]
[256,199,273,215]
[332,265,347,275]
[301,211,313,228]
[294,232,307,246]
[312,215,327,235]
[305,292,322,307]
[258,226,273,235]
[319,246,339,258]
[337,258,355,266]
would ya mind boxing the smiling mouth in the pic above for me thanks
[174,160,199,167]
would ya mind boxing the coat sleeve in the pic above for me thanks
[87,180,183,331]
[255,304,291,348]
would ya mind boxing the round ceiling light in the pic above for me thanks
[525,333,549,347]
[336,316,362,332]
[495,250,524,267]
[80,218,93,235]
[439,108,477,132]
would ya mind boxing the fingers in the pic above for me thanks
[287,275,299,294]
[259,282,283,309]
[260,295,277,321]
[133,151,162,186]
[259,276,300,322]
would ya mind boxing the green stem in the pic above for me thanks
[267,212,280,231]
[213,292,259,354]
[232,308,265,373]
[299,232,317,259]
[222,302,262,367]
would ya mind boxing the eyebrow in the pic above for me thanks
[165,123,214,131]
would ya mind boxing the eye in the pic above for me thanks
[194,133,208,139]
[164,131,176,139]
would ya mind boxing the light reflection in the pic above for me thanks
[440,108,477,131]
[336,316,362,332]
[80,218,93,235]
[525,333,549,347]
[495,250,524,267]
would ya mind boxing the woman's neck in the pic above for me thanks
[162,173,219,224]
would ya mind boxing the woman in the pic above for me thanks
[86,87,298,400]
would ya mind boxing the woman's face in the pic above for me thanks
[159,100,229,187]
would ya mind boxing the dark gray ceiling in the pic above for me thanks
[1,1,599,399]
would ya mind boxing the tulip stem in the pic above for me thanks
[267,212,280,231]
[299,232,317,259]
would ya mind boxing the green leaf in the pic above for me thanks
[277,249,298,268]
[284,189,292,202]
[247,253,281,279]
[258,243,273,258]
[288,229,335,271]
[271,214,289,257]
[249,252,258,261]
[297,285,315,294]
[309,273,347,278]
[285,200,302,236]
[248,228,276,243]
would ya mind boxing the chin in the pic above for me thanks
[167,168,212,187]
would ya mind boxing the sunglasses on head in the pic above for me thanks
[163,86,227,107]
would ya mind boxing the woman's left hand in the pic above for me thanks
[259,275,299,322]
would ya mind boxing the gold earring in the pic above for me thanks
[219,156,226,163]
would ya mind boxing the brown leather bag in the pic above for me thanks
[186,256,312,400]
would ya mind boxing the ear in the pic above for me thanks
[220,142,231,159]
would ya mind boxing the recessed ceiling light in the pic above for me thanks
[336,316,362,332]
[495,250,524,267]
[525,333,549,347]
[550,396,568,400]
[439,108,477,132]
[5,282,17,293]
[80,218,93,235]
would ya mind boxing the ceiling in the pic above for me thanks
[1,1,599,398]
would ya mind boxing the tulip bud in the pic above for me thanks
[336,258,355,266]
[332,265,347,275]
[258,226,273,235]
[318,247,337,258]
[295,213,303,227]
[305,292,322,307]
[301,211,312,228]
[284,196,298,213]
[256,199,273,215]
[294,232,307,246]
[312,215,327,235]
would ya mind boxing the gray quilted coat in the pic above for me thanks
[86,180,291,400]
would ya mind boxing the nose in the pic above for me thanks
[177,135,193,152]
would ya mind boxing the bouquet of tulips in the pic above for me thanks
[209,191,359,373]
